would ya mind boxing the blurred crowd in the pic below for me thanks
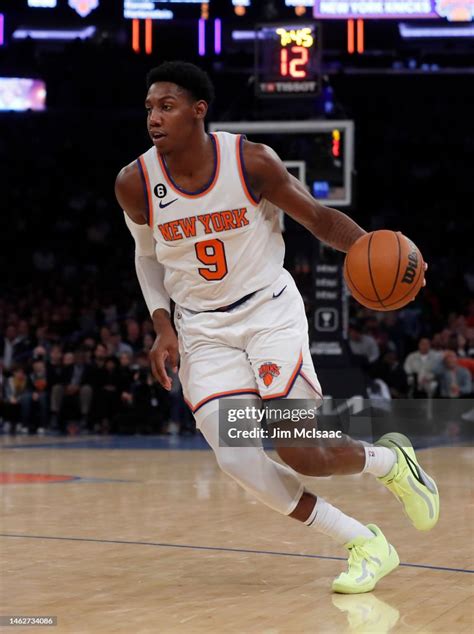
[0,306,194,436]
[347,304,474,400]
[1,281,472,436]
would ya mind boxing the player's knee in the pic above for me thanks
[215,448,246,480]
[276,446,335,477]
[215,447,268,490]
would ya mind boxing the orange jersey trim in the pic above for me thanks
[157,133,221,199]
[137,156,153,227]
[236,134,261,207]
[261,352,303,401]
[185,387,260,414]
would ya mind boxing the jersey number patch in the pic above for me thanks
[195,239,228,281]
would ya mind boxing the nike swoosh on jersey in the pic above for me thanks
[158,198,178,209]
[272,285,287,298]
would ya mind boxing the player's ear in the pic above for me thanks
[194,100,208,120]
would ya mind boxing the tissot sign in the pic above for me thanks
[314,0,474,21]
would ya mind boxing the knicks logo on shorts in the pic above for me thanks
[258,362,281,387]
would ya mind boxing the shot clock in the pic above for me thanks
[255,23,321,98]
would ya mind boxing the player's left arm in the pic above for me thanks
[243,140,366,253]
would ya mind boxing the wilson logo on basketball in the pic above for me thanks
[258,362,280,387]
[402,245,419,284]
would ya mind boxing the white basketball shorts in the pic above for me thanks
[174,268,323,425]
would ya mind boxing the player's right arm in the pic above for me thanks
[115,162,178,390]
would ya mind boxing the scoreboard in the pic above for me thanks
[255,23,321,98]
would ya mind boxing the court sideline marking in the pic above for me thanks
[1,533,472,575]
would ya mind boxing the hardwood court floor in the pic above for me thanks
[0,436,473,634]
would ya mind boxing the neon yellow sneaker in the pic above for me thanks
[332,524,399,594]
[375,432,439,531]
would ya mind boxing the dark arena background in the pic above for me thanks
[1,2,473,632]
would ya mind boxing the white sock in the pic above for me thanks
[305,497,374,544]
[362,446,397,477]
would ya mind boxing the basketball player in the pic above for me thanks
[115,62,439,593]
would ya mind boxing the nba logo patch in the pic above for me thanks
[68,0,99,18]
[258,362,280,387]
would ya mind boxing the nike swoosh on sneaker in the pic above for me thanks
[159,198,178,209]
[388,439,427,487]
[272,285,287,298]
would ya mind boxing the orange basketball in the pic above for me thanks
[343,230,425,311]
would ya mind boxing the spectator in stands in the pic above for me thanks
[48,344,64,430]
[130,352,164,434]
[34,325,50,351]
[89,344,109,431]
[403,337,443,397]
[467,329,474,358]
[24,359,50,433]
[91,343,108,369]
[431,332,445,352]
[125,319,142,353]
[108,328,133,358]
[457,356,474,380]
[142,333,154,353]
[1,325,31,370]
[17,320,34,355]
[439,329,453,350]
[99,326,112,352]
[445,333,461,355]
[88,343,108,401]
[141,320,154,337]
[366,375,392,411]
[81,337,97,364]
[94,356,122,434]
[78,306,99,336]
[397,307,422,345]
[379,312,406,359]
[455,334,468,358]
[54,350,93,433]
[3,366,30,433]
[348,322,380,365]
[118,352,134,406]
[101,295,118,324]
[435,351,472,398]
[32,345,47,362]
[373,350,409,398]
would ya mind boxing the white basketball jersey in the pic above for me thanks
[137,131,285,311]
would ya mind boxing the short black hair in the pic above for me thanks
[146,61,215,105]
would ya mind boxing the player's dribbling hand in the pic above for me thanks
[149,324,179,391]
[412,261,428,301]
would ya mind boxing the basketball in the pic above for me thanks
[343,230,425,311]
